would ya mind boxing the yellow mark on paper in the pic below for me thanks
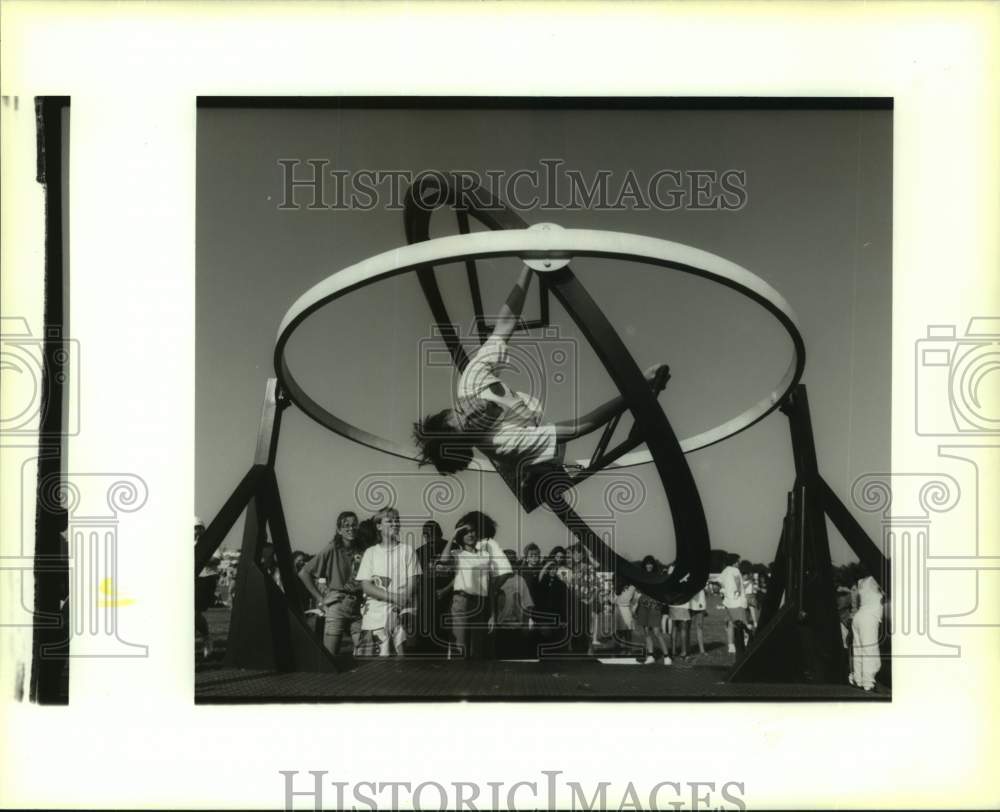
[97,577,136,607]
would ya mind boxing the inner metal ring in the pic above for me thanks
[275,228,805,470]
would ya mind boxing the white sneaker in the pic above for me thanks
[662,656,672,666]
[644,655,655,664]
[727,643,736,654]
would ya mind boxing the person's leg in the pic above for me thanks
[482,600,497,659]
[451,593,469,658]
[695,612,706,654]
[677,621,689,658]
[323,603,346,656]
[853,610,881,689]
[349,617,362,653]
[428,588,446,652]
[869,614,883,686]
[378,628,389,657]
[392,617,409,656]
[631,605,648,661]
[617,605,634,653]
[579,601,593,654]
[850,613,864,686]
[654,629,671,663]
[467,599,487,659]
[732,609,748,654]
[845,618,855,679]
[631,627,646,662]
[565,598,584,654]
[352,630,378,657]
[195,611,211,656]
[387,606,407,656]
[438,597,450,655]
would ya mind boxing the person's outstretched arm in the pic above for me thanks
[552,363,669,442]
[490,264,534,344]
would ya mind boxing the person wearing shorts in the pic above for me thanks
[355,508,422,657]
[687,588,708,656]
[742,569,759,629]
[614,583,637,639]
[718,555,749,654]
[630,556,671,665]
[850,573,884,691]
[667,600,691,660]
[299,511,364,656]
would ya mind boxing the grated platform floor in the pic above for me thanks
[195,657,889,703]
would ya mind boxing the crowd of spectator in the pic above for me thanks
[197,515,884,691]
[195,514,780,665]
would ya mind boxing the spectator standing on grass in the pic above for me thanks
[439,511,512,660]
[687,587,708,657]
[631,556,672,665]
[564,542,599,655]
[194,518,217,659]
[216,561,234,608]
[668,596,691,660]
[661,562,675,641]
[740,563,758,630]
[850,571,884,691]
[614,582,637,645]
[836,584,854,655]
[594,574,615,645]
[355,507,422,657]
[413,520,451,654]
[520,543,564,653]
[299,510,364,656]
[494,549,536,658]
[718,553,749,654]
[535,547,571,652]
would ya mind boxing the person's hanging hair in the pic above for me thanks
[412,410,475,475]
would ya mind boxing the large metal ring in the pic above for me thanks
[275,229,805,469]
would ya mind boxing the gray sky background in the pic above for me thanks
[196,106,891,566]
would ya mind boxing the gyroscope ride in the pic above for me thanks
[194,174,889,684]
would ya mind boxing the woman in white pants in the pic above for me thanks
[850,575,884,691]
